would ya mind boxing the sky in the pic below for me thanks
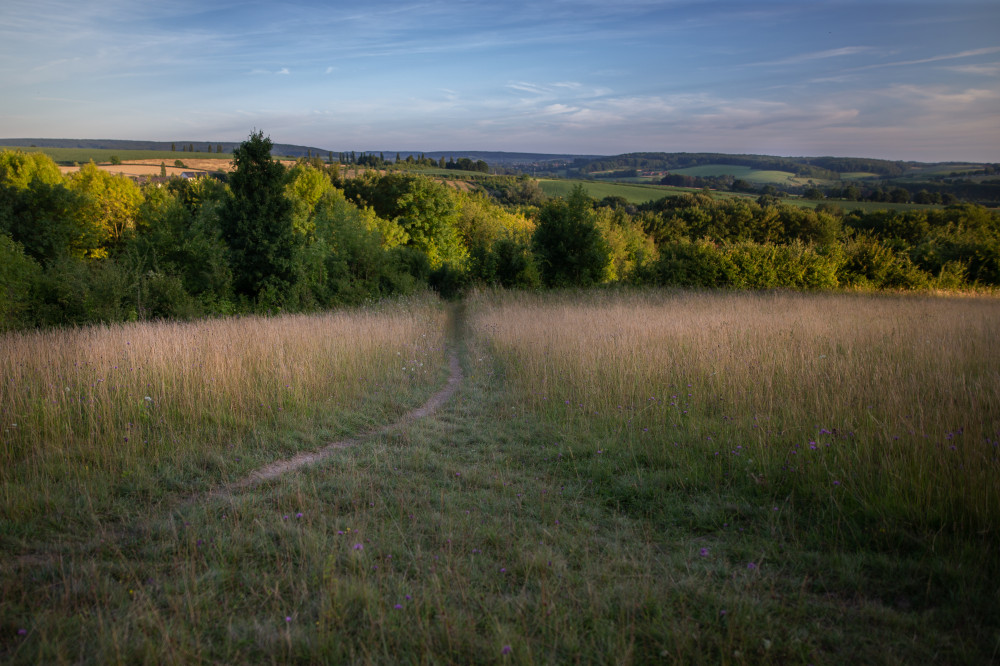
[1,0,998,161]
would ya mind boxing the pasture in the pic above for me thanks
[2,289,997,663]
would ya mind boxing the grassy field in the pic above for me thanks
[0,146,233,165]
[2,289,998,663]
[666,164,815,186]
[538,178,699,203]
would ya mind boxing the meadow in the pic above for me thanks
[2,289,998,663]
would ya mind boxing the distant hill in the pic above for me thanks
[570,151,990,179]
[0,138,331,159]
[0,139,602,166]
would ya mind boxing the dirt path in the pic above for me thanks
[214,347,463,497]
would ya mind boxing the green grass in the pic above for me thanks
[0,146,233,165]
[665,164,826,186]
[3,290,998,663]
[538,178,697,203]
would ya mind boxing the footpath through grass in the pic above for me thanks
[2,290,999,663]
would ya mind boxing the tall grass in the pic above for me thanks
[1,297,447,537]
[468,288,1000,540]
[4,289,998,663]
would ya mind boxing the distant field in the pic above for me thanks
[839,172,880,180]
[667,164,821,185]
[906,164,983,177]
[538,178,695,203]
[1,145,232,165]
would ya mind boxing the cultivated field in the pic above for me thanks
[2,289,998,663]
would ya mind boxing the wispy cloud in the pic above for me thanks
[749,46,872,67]
[851,46,1000,72]
[940,63,1000,76]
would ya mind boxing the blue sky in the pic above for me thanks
[1,0,998,161]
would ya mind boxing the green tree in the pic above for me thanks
[344,172,467,267]
[0,150,63,189]
[171,143,176,152]
[532,185,611,287]
[219,130,298,300]
[0,234,40,329]
[66,162,143,254]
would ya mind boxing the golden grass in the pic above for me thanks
[467,288,1000,534]
[0,300,446,524]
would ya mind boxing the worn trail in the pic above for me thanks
[214,351,462,496]
[212,305,466,498]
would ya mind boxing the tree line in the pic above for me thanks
[2,132,999,330]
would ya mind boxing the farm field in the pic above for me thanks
[666,164,819,186]
[2,289,998,663]
[538,178,702,203]
[0,146,232,166]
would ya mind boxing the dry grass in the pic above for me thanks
[468,288,1000,535]
[0,299,447,531]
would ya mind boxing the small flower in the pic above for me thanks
[296,512,303,518]
[747,562,757,570]
[353,543,364,550]
[502,645,512,655]
[699,548,709,557]
[285,616,292,623]
[394,604,403,609]
[17,628,27,636]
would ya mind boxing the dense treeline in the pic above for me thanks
[2,133,999,330]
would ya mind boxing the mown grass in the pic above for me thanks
[3,289,999,663]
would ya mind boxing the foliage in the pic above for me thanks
[66,162,143,254]
[3,137,1000,332]
[532,185,611,287]
[343,172,467,268]
[219,131,299,301]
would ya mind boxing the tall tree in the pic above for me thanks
[219,131,298,300]
[532,185,610,287]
